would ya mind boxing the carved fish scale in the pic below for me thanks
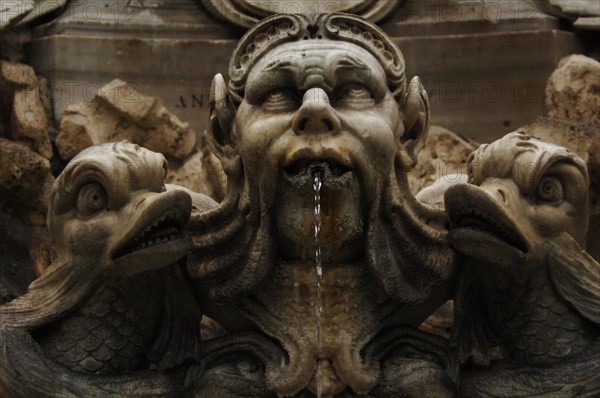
[487,264,596,365]
[34,273,164,374]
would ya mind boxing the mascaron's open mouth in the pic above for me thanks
[113,207,188,260]
[284,157,352,177]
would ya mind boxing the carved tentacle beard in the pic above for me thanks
[190,156,454,304]
[366,160,455,304]
[188,154,456,395]
[188,170,275,302]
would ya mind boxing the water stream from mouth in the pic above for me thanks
[313,171,324,398]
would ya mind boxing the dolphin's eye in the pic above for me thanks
[536,176,563,203]
[77,182,108,216]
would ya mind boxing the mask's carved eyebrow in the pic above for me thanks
[246,59,300,100]
[264,59,298,73]
[329,53,386,99]
[333,54,369,73]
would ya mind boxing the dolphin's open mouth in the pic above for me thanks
[450,206,528,253]
[445,184,529,264]
[113,206,188,260]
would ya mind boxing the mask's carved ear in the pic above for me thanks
[398,76,430,169]
[208,73,241,177]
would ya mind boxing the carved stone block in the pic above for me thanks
[27,0,588,143]
[0,60,37,90]
[407,125,476,196]
[56,79,196,161]
[10,87,52,159]
[545,54,600,124]
[0,137,51,206]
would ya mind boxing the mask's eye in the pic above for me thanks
[77,182,108,216]
[335,84,373,105]
[536,176,563,203]
[261,89,298,112]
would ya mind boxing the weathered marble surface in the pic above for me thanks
[545,55,600,125]
[0,142,200,397]
[1,60,52,158]
[446,132,600,397]
[0,0,67,31]
[542,0,600,30]
[57,79,196,161]
[201,0,402,28]
[0,6,599,397]
[23,0,589,142]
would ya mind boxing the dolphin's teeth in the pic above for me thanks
[113,205,189,259]
[456,209,527,252]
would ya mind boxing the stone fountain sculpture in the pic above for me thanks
[446,132,600,397]
[0,142,201,397]
[0,12,598,398]
[186,12,458,397]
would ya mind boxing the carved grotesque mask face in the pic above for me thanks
[233,40,403,261]
[194,13,433,301]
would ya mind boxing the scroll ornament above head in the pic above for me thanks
[201,0,402,29]
[227,13,407,104]
[540,0,600,30]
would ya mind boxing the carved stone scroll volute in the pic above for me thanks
[201,0,403,29]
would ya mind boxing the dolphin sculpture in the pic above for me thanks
[445,131,600,397]
[0,142,200,397]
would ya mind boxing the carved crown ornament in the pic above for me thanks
[227,13,407,103]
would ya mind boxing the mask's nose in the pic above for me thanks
[292,88,341,135]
